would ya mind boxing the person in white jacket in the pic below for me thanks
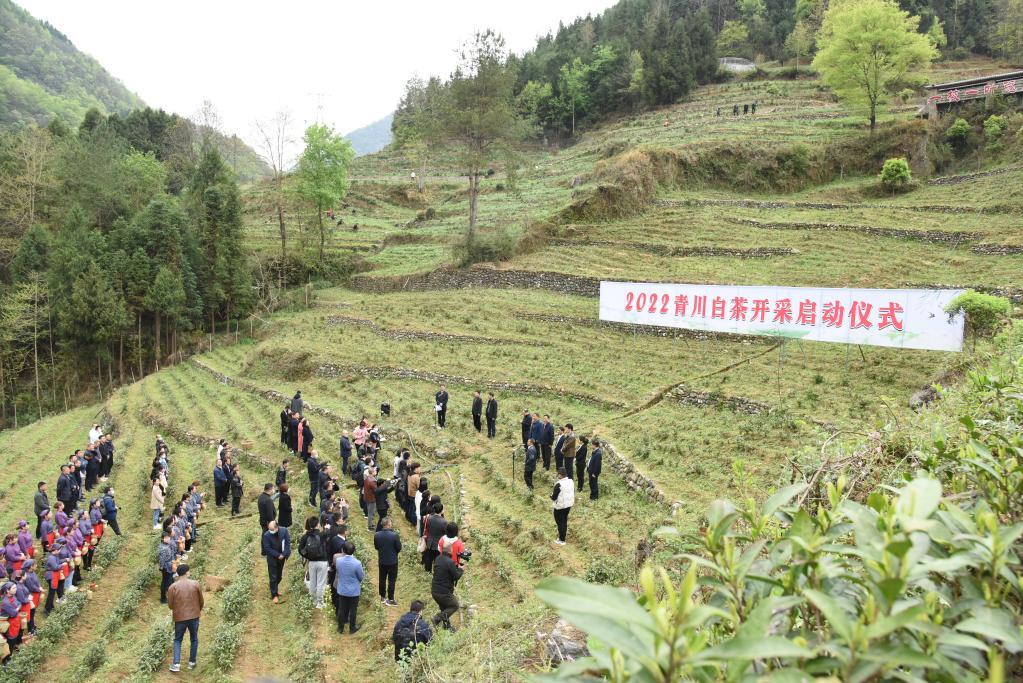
[550,467,575,546]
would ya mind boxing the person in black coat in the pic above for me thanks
[540,416,555,470]
[373,517,402,605]
[339,432,352,475]
[485,393,497,438]
[434,385,449,429]
[574,436,588,490]
[520,410,532,447]
[300,420,314,460]
[277,484,293,530]
[288,415,300,453]
[257,484,276,532]
[470,391,483,433]
[280,408,290,446]
[430,540,463,630]
[374,477,394,532]
[524,439,538,490]
[587,441,603,500]
[306,452,320,507]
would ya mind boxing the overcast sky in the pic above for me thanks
[17,0,618,157]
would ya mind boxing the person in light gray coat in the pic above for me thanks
[290,391,304,415]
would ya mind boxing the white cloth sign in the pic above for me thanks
[599,281,965,352]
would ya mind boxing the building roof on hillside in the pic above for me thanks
[926,71,1023,90]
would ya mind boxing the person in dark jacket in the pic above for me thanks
[306,452,321,508]
[56,465,75,512]
[422,503,447,573]
[574,436,588,490]
[430,538,464,630]
[392,600,432,661]
[290,391,304,415]
[520,409,532,447]
[318,464,334,509]
[33,482,49,539]
[287,414,300,453]
[300,419,314,460]
[485,393,498,438]
[434,385,449,429]
[280,407,290,446]
[261,521,291,603]
[339,432,352,475]
[374,477,394,532]
[229,471,244,516]
[528,413,543,453]
[524,439,538,490]
[275,460,289,491]
[540,416,555,470]
[213,460,228,507]
[587,441,603,500]
[471,391,483,433]
[101,486,121,535]
[277,484,293,530]
[257,484,276,533]
[374,517,401,605]
[553,426,567,472]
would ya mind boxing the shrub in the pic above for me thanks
[984,114,1007,149]
[134,616,173,679]
[945,289,1011,348]
[898,87,916,103]
[211,623,244,673]
[458,229,518,266]
[945,117,971,147]
[879,157,911,192]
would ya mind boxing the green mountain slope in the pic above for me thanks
[0,0,142,126]
[343,112,394,156]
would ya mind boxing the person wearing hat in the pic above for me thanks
[43,538,66,614]
[16,521,33,560]
[158,529,177,604]
[20,560,41,634]
[2,535,24,574]
[39,510,54,554]
[166,563,204,672]
[1,581,23,653]
[89,498,105,545]
[12,570,32,636]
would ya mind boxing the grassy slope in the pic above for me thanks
[8,57,1023,681]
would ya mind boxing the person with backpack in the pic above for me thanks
[392,599,432,661]
[374,517,401,606]
[298,517,328,609]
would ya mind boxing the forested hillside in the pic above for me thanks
[0,0,142,126]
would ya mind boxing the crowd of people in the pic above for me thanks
[2,425,120,664]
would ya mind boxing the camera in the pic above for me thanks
[457,550,472,562]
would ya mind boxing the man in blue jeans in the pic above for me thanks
[166,563,204,672]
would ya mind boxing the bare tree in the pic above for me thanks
[255,111,294,288]
[0,125,57,230]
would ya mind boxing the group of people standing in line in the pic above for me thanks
[2,425,121,664]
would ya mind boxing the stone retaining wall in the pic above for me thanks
[927,165,1021,186]
[656,198,1020,215]
[315,362,626,409]
[141,410,277,470]
[351,267,600,298]
[547,238,799,259]
[514,312,771,345]
[324,315,547,346]
[970,243,1023,256]
[725,217,978,245]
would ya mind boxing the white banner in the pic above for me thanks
[599,282,965,352]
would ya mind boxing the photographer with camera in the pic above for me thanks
[431,535,464,630]
[374,476,396,532]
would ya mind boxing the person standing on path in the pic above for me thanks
[434,385,449,429]
[520,409,532,448]
[33,482,49,540]
[257,484,276,532]
[559,425,578,481]
[290,391,304,415]
[306,451,321,508]
[551,467,575,546]
[574,436,588,490]
[485,393,498,438]
[339,431,352,475]
[280,407,290,447]
[374,517,401,606]
[229,470,243,517]
[334,542,363,634]
[587,441,603,500]
[299,517,329,609]
[166,563,204,673]
[158,529,177,604]
[261,520,291,604]
[277,484,293,532]
[363,469,378,532]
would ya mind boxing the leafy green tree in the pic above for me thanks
[812,0,936,134]
[66,262,128,386]
[879,157,911,192]
[687,11,719,83]
[10,223,51,281]
[0,124,58,230]
[784,20,815,70]
[393,78,446,190]
[295,123,355,261]
[559,58,590,136]
[716,21,752,59]
[117,150,167,213]
[641,14,695,106]
[992,0,1023,62]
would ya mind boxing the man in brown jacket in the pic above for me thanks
[560,424,578,473]
[166,563,204,673]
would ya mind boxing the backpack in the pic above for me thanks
[301,531,324,560]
